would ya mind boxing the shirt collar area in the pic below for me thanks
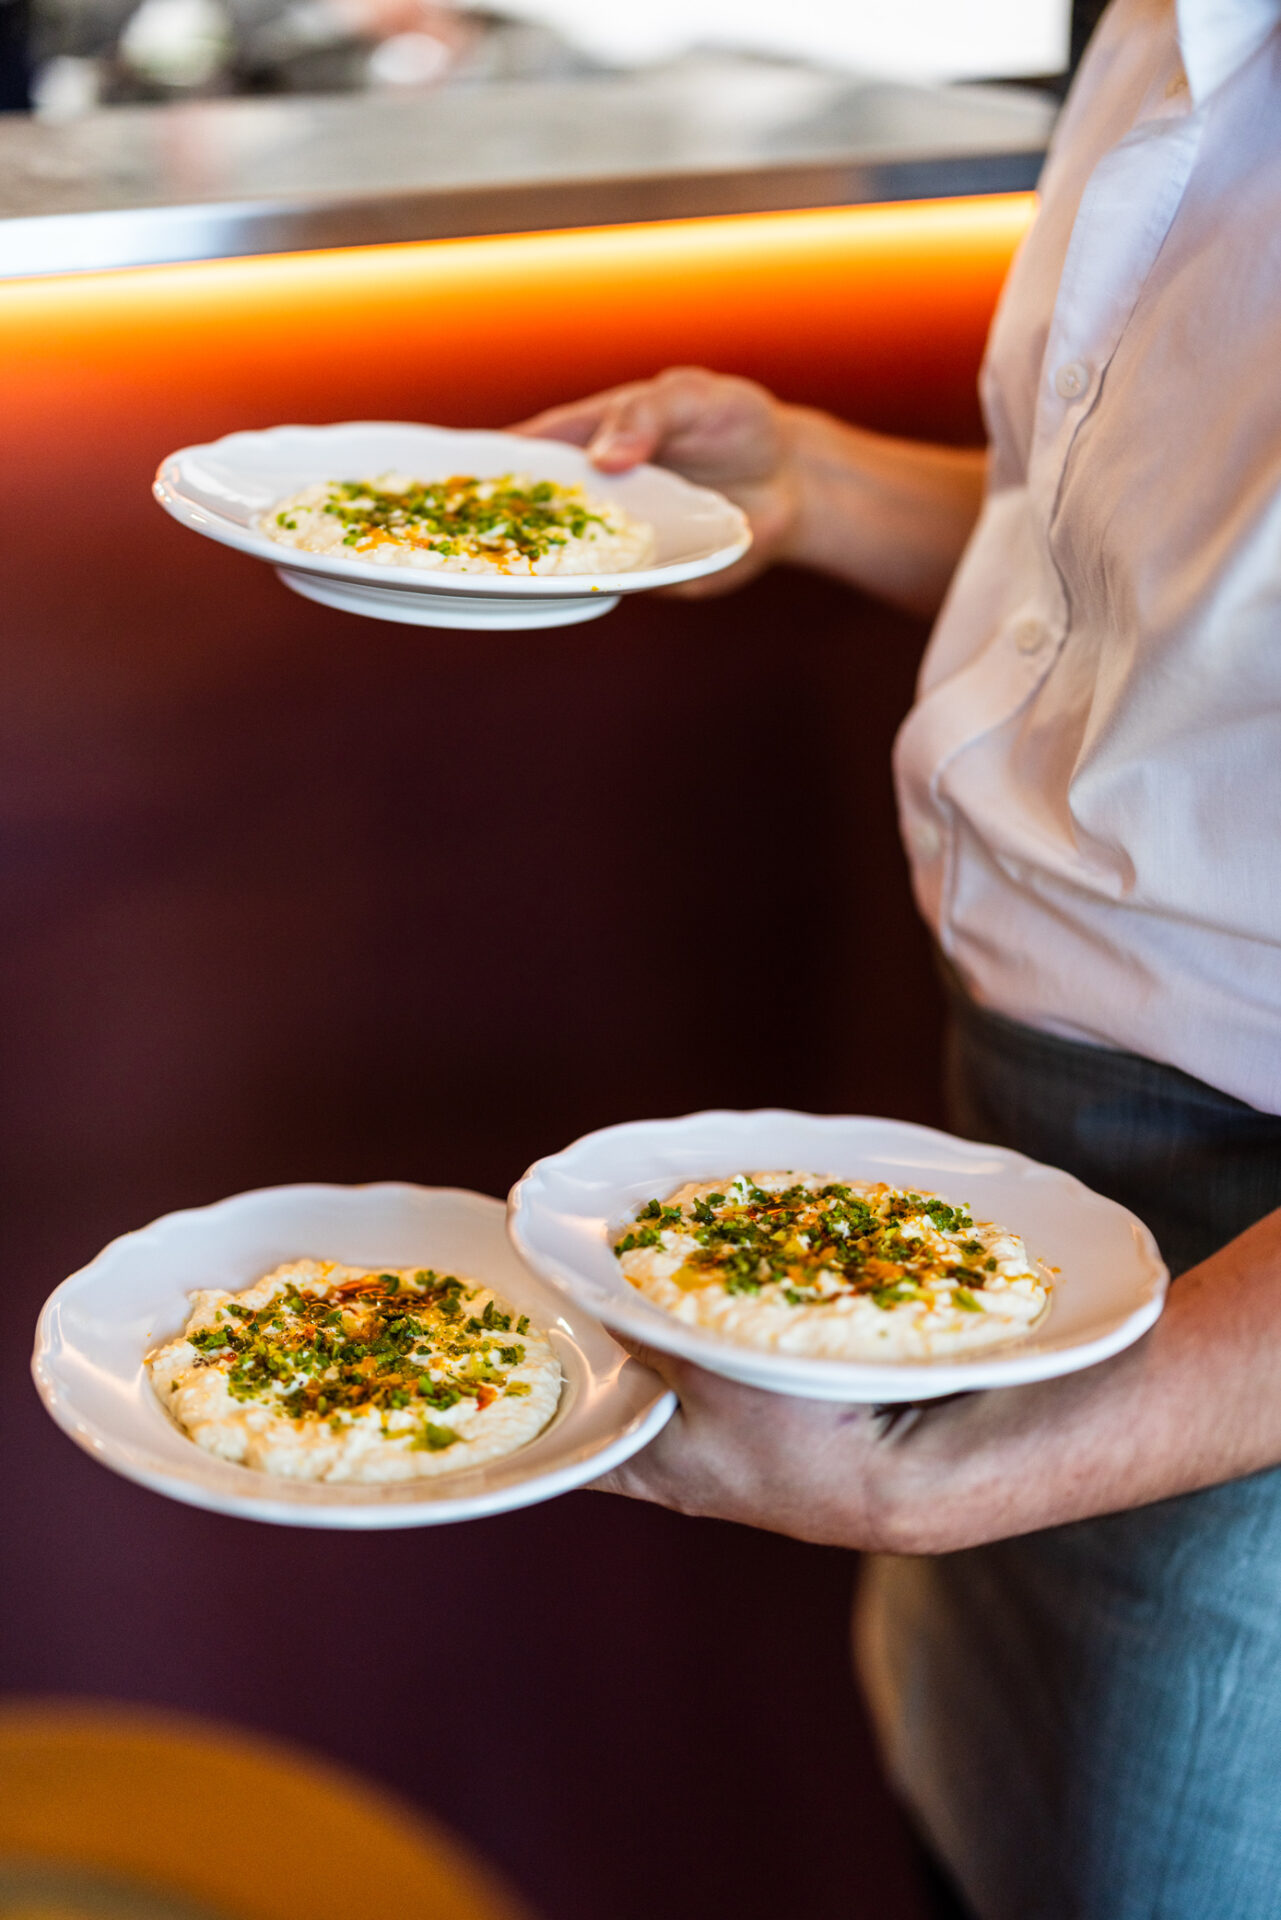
[1176,0,1281,103]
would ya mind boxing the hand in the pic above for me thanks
[511,366,801,595]
[595,1336,914,1549]
[593,1334,1128,1555]
[514,366,989,614]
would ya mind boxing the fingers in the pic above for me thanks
[607,1327,682,1376]
[509,396,612,449]
[579,368,724,472]
[588,1357,895,1541]
[590,1462,660,1500]
[608,1328,767,1412]
[584,392,662,473]
[510,367,727,474]
[590,1403,692,1505]
[510,382,657,469]
[589,1344,686,1502]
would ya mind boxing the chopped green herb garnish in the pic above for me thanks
[190,1326,230,1351]
[289,474,608,565]
[186,1267,535,1433]
[614,1180,1002,1319]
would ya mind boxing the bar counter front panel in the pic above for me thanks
[3,196,1032,1920]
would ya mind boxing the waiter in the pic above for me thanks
[517,3,1281,1916]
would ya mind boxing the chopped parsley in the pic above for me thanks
[309,474,607,565]
[612,1177,1000,1317]
[186,1269,537,1444]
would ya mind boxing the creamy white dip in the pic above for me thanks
[614,1172,1050,1362]
[148,1260,561,1481]
[259,472,656,576]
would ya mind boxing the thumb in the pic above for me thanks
[607,1325,693,1395]
[585,392,662,473]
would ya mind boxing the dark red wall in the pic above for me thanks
[0,208,1004,1920]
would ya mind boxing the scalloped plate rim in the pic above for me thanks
[507,1109,1170,1403]
[153,420,752,599]
[32,1180,676,1527]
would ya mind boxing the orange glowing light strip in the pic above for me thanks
[4,193,1036,318]
[3,195,1037,445]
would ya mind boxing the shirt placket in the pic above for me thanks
[899,68,1205,922]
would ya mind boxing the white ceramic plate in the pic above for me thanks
[153,422,751,630]
[507,1110,1169,1403]
[31,1182,676,1527]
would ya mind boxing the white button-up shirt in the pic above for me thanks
[894,0,1281,1114]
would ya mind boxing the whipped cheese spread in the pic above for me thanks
[260,472,656,576]
[148,1260,561,1481]
[614,1173,1050,1361]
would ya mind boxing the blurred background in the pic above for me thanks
[16,0,1070,122]
[2,5,1085,1919]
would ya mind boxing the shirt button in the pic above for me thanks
[1055,360,1090,400]
[910,816,942,860]
[1013,616,1048,654]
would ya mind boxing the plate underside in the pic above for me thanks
[279,567,620,629]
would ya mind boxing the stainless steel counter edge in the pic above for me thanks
[0,149,1044,281]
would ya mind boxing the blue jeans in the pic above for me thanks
[858,988,1281,1920]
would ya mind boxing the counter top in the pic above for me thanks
[0,58,1053,277]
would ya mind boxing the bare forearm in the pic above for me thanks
[884,1207,1281,1551]
[778,406,987,616]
